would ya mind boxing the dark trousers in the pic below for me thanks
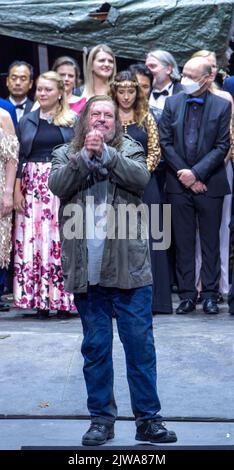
[143,172,172,313]
[0,268,7,297]
[228,268,234,312]
[74,285,161,427]
[168,192,224,301]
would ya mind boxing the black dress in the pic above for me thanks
[124,123,172,314]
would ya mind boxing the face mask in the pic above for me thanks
[181,76,201,94]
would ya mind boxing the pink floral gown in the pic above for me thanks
[13,118,76,312]
[0,128,18,268]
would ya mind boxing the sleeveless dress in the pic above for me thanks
[13,119,76,311]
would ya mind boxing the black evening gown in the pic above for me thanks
[125,123,172,313]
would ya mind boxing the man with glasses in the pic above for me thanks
[159,57,231,315]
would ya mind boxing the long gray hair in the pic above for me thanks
[71,95,123,152]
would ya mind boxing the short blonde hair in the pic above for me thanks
[37,71,76,127]
[192,50,216,60]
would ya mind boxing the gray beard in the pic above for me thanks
[104,128,116,143]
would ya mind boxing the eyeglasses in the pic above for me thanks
[181,73,207,80]
[90,112,114,120]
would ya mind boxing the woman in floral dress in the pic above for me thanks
[0,109,18,310]
[13,71,77,319]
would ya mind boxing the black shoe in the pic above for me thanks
[152,311,173,315]
[171,284,178,293]
[136,420,177,443]
[217,293,224,303]
[82,423,114,446]
[176,299,195,314]
[37,309,50,320]
[0,300,10,312]
[203,299,219,314]
[56,310,79,319]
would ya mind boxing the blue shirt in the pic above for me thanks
[0,98,17,128]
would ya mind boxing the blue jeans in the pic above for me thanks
[74,285,161,426]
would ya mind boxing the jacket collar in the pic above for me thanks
[26,107,41,125]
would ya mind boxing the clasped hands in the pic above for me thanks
[84,130,104,159]
[177,169,207,194]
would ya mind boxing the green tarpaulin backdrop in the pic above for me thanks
[0,0,234,64]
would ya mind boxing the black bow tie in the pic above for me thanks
[15,103,26,110]
[153,89,169,100]
[186,97,204,105]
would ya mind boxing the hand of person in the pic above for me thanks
[84,130,104,158]
[14,189,25,213]
[0,190,14,217]
[190,181,207,194]
[177,169,196,187]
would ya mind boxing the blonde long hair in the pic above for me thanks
[83,44,116,99]
[37,71,76,127]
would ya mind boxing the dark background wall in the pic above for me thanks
[0,34,135,99]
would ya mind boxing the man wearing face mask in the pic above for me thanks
[159,57,231,315]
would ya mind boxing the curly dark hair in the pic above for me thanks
[71,95,123,152]
[110,70,148,126]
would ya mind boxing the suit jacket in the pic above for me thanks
[7,96,34,123]
[159,90,231,197]
[16,108,75,178]
[0,97,17,128]
[172,81,183,95]
[23,97,34,115]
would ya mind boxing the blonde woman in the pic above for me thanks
[192,50,234,299]
[13,71,77,319]
[0,109,18,311]
[77,44,116,114]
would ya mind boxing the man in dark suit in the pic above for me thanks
[6,61,34,123]
[159,57,231,314]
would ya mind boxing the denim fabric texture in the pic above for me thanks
[74,284,162,427]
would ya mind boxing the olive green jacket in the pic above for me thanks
[48,135,152,293]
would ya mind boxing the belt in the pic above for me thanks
[27,156,52,163]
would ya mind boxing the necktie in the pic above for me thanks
[153,89,169,100]
[186,97,204,105]
[15,103,26,110]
